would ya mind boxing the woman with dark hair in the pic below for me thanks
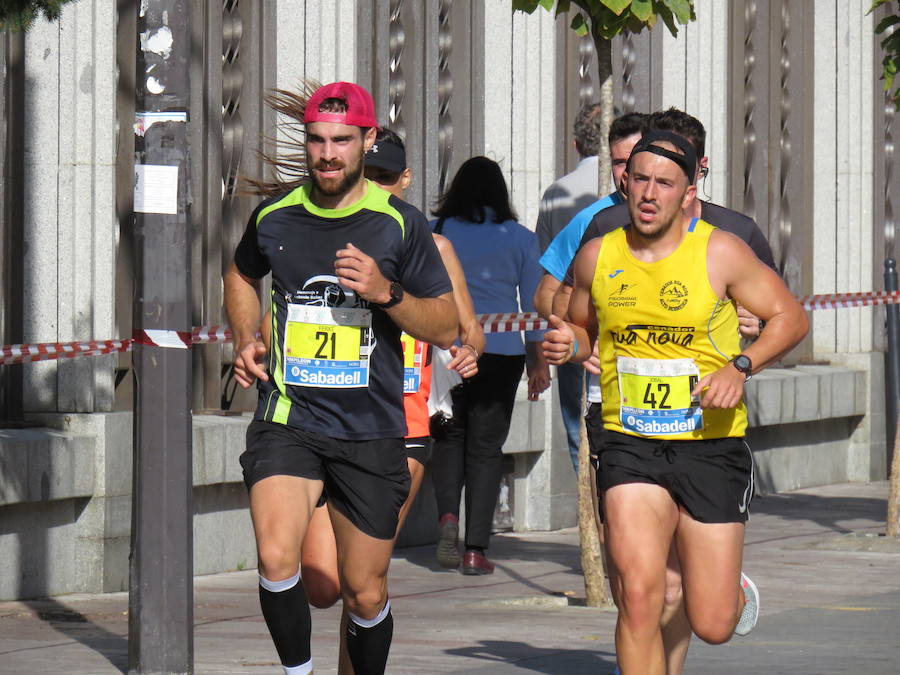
[431,156,550,575]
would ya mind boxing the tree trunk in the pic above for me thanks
[594,33,614,198]
[578,403,610,606]
[576,28,615,610]
[888,424,900,536]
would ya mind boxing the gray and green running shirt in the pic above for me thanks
[234,180,452,440]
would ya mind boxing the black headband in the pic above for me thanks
[365,139,406,173]
[628,130,698,182]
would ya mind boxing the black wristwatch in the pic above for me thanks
[377,281,404,309]
[731,354,753,381]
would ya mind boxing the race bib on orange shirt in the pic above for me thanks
[401,333,426,394]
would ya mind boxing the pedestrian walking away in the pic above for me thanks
[430,156,551,576]
[542,129,808,674]
[224,81,458,675]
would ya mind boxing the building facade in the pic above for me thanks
[0,0,893,599]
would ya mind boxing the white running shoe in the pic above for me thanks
[734,572,760,636]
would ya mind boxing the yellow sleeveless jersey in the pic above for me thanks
[591,218,747,439]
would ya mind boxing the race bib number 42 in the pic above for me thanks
[283,304,372,388]
[617,356,702,436]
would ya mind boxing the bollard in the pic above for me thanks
[884,259,899,468]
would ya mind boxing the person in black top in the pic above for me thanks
[575,199,776,272]
[224,82,457,675]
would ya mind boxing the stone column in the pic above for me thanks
[21,1,117,414]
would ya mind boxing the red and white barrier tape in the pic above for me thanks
[1,340,131,365]
[799,291,900,311]
[478,312,548,334]
[0,327,232,365]
[4,292,899,365]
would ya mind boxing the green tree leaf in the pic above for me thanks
[875,14,900,34]
[869,0,893,15]
[598,0,632,16]
[570,12,590,36]
[630,0,653,23]
[655,3,680,37]
[512,0,543,12]
[555,0,573,18]
[661,0,695,25]
[0,0,80,31]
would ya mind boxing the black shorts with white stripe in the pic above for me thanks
[592,428,754,524]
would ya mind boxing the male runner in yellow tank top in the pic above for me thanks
[541,130,808,674]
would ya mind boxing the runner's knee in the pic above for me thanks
[301,566,341,608]
[693,621,734,645]
[342,585,388,621]
[256,542,301,582]
[664,567,683,607]
[690,605,740,645]
[617,579,665,631]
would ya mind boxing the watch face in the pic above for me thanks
[390,282,403,302]
[734,355,751,372]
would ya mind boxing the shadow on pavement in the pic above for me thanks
[748,491,886,534]
[445,640,616,674]
[18,598,127,673]
[394,536,583,576]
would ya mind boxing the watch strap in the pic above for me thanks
[378,281,403,309]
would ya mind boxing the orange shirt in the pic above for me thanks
[401,334,433,438]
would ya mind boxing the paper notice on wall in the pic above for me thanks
[134,111,187,137]
[134,164,179,214]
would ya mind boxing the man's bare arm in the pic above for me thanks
[534,273,561,319]
[334,242,458,349]
[386,292,459,349]
[714,232,808,371]
[434,234,485,373]
[552,281,574,320]
[542,239,601,365]
[693,231,808,409]
[224,262,268,388]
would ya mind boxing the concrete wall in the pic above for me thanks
[0,413,256,601]
[275,0,358,94]
[20,1,118,414]
[0,362,873,601]
[1,0,892,603]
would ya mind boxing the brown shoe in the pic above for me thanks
[462,550,494,575]
[436,514,461,568]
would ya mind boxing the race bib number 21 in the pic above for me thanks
[283,304,372,388]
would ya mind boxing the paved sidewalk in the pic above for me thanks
[0,481,898,674]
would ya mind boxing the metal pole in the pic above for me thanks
[129,1,193,673]
[885,258,899,470]
[1,29,25,421]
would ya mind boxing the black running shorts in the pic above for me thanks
[592,428,754,524]
[404,435,433,466]
[241,420,411,539]
[585,402,603,468]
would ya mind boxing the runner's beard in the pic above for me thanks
[310,157,364,198]
[639,212,678,241]
[630,202,680,241]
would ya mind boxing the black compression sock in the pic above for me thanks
[346,599,394,675]
[258,572,312,671]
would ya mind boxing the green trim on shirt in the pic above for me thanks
[256,181,405,237]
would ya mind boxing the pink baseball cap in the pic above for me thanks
[304,82,379,128]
